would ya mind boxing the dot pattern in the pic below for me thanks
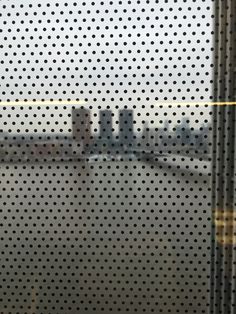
[0,0,213,103]
[0,0,232,314]
[0,107,212,314]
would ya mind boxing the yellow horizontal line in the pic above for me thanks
[0,100,235,106]
[155,102,236,106]
[0,100,87,106]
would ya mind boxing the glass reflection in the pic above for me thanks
[0,104,212,313]
[0,106,212,164]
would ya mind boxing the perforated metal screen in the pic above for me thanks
[0,1,235,314]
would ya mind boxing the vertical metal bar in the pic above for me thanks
[210,0,220,309]
[232,107,236,314]
[223,0,236,313]
[216,106,226,314]
[222,105,235,314]
[211,0,227,312]
[211,1,236,314]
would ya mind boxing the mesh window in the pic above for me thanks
[0,1,235,314]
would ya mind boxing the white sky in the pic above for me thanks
[0,0,214,132]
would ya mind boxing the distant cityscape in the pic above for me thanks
[0,107,212,162]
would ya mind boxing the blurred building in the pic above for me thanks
[164,119,170,131]
[141,121,150,149]
[149,128,158,151]
[176,117,191,145]
[119,109,134,149]
[72,108,91,154]
[99,109,113,142]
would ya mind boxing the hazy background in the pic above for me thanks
[0,0,214,132]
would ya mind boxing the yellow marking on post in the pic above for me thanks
[216,235,236,245]
[216,211,236,217]
[214,220,236,227]
[214,210,236,245]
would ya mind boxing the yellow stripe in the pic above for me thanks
[155,102,236,106]
[0,100,235,106]
[0,100,87,106]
